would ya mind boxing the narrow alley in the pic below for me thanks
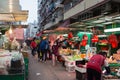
[28,52,76,80]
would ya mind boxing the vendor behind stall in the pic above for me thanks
[87,51,110,80]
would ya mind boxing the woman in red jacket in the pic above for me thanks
[30,37,37,56]
[87,51,108,80]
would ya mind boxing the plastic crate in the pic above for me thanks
[24,58,29,64]
[76,70,86,80]
[24,58,29,79]
[0,73,25,80]
[109,63,120,67]
[25,63,29,79]
[75,66,86,80]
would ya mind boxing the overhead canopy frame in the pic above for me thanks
[68,13,120,28]
[0,10,28,22]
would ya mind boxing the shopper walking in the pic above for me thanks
[39,36,49,62]
[86,51,109,80]
[37,40,41,61]
[52,40,61,66]
[47,41,52,60]
[30,37,37,56]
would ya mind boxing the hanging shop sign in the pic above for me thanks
[91,35,98,43]
[68,32,73,39]
[80,34,88,46]
[81,39,87,46]
[108,34,118,48]
[83,34,88,40]
[9,28,24,40]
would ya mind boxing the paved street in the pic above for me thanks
[28,53,76,80]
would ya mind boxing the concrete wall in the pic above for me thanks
[44,14,63,29]
[64,0,104,20]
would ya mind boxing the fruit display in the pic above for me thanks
[66,54,81,61]
[106,56,117,63]
[64,53,87,61]
[103,63,120,80]
[113,54,120,61]
[103,74,119,79]
[59,48,79,56]
[59,48,94,61]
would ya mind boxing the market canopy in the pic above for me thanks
[68,13,120,29]
[0,0,28,22]
[0,10,28,22]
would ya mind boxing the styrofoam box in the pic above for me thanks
[75,66,86,73]
[66,66,75,72]
[65,61,75,72]
[65,61,75,67]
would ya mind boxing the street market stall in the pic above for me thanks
[0,31,29,80]
[0,49,25,80]
[0,2,29,79]
[45,13,120,80]
[66,14,120,80]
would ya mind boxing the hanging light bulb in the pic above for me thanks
[9,26,12,34]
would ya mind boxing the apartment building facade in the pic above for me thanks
[38,0,64,30]
[38,0,120,31]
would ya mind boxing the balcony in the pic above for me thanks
[63,0,107,20]
[55,0,64,8]
[44,15,63,29]
[55,3,64,8]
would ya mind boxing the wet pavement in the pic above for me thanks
[28,53,76,80]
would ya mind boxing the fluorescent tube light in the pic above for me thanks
[79,32,93,34]
[102,22,113,25]
[87,26,94,28]
[114,20,120,23]
[93,20,105,23]
[95,24,104,27]
[113,16,120,20]
[104,27,120,32]
[97,35,108,37]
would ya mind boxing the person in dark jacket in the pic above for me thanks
[87,51,109,80]
[37,40,42,61]
[38,36,49,62]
